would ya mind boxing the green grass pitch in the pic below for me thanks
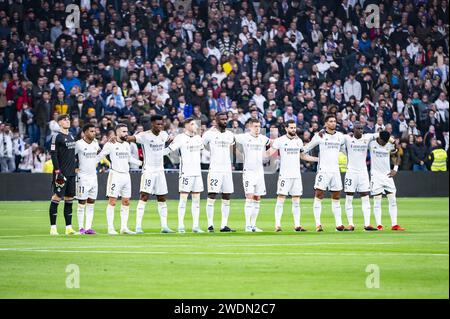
[0,198,448,299]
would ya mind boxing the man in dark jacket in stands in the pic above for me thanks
[34,90,52,148]
[411,135,430,172]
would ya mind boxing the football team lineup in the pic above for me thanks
[47,113,407,236]
[2,112,443,299]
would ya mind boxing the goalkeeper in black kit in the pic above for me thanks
[49,114,78,235]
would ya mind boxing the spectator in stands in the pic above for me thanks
[0,122,14,172]
[0,0,447,173]
[411,135,430,172]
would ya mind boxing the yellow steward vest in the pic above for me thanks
[430,149,447,171]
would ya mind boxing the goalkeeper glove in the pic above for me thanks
[54,170,66,188]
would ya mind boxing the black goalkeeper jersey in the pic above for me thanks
[50,132,77,177]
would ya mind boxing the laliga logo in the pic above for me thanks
[65,4,80,29]
[364,4,380,28]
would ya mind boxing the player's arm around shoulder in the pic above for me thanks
[300,141,319,162]
[202,130,211,149]
[234,132,245,145]
[388,142,401,178]
[164,130,174,144]
[265,136,280,157]
[96,142,111,163]
[303,132,321,153]
[127,143,142,167]
[164,133,181,155]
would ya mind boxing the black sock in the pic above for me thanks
[49,201,59,225]
[64,201,73,226]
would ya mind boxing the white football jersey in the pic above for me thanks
[304,131,345,173]
[202,128,235,173]
[75,139,100,176]
[369,140,394,177]
[344,133,377,173]
[235,133,270,172]
[169,133,203,176]
[135,130,169,173]
[97,141,136,173]
[272,135,304,178]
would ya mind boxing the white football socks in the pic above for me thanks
[206,198,215,227]
[178,197,187,229]
[120,205,130,230]
[251,200,261,228]
[292,199,301,228]
[85,203,94,230]
[221,199,230,229]
[106,204,115,231]
[361,195,371,227]
[331,199,343,227]
[345,195,354,226]
[158,201,168,229]
[387,193,398,226]
[313,197,322,227]
[274,198,284,228]
[77,203,85,230]
[135,200,146,229]
[191,196,200,229]
[373,195,382,226]
[244,198,254,228]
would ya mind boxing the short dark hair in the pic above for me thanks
[57,114,70,122]
[247,118,260,125]
[216,112,227,118]
[115,123,128,132]
[285,119,296,127]
[184,117,195,124]
[324,114,336,123]
[379,131,391,142]
[82,123,96,132]
[150,114,163,122]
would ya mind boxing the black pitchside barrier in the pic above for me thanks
[0,172,448,201]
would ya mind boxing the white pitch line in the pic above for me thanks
[0,248,447,257]
[0,242,401,249]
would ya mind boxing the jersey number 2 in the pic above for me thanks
[210,179,219,187]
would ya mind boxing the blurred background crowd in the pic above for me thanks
[0,0,448,173]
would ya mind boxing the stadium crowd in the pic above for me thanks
[0,0,448,173]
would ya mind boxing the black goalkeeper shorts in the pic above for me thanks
[52,175,76,198]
